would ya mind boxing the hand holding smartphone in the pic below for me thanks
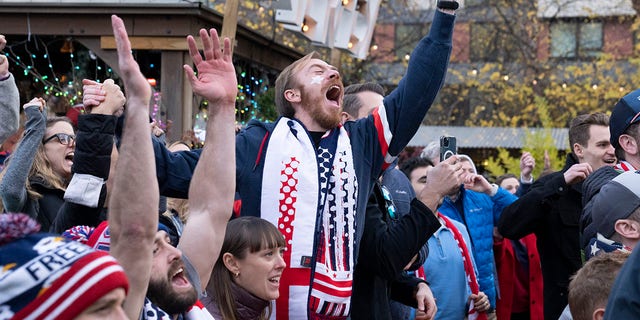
[439,136,457,162]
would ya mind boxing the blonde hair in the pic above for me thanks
[166,198,189,223]
[0,117,72,203]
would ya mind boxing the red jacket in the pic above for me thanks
[494,234,544,320]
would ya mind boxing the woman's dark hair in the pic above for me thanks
[207,216,285,320]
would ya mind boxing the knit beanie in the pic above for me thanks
[0,213,129,320]
[62,220,112,251]
[63,214,181,249]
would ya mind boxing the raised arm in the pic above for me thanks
[51,80,125,233]
[382,7,456,157]
[0,35,20,144]
[0,98,46,215]
[177,27,237,292]
[106,15,156,320]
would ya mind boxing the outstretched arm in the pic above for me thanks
[51,80,125,233]
[381,6,456,158]
[0,98,46,215]
[106,15,156,320]
[177,27,237,292]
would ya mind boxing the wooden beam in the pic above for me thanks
[100,36,203,51]
[221,0,240,56]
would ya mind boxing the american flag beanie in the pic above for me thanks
[0,213,129,320]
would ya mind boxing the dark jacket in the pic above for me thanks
[153,10,455,264]
[26,178,65,231]
[153,11,455,318]
[498,153,583,320]
[580,165,623,249]
[351,184,440,319]
[603,245,640,320]
[50,114,116,233]
[202,281,270,320]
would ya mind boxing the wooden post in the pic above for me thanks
[221,0,240,55]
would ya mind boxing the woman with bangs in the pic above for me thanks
[0,97,75,231]
[204,216,287,320]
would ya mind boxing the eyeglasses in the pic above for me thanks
[43,133,76,146]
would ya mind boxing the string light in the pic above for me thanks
[5,36,115,105]
[5,35,275,128]
[234,62,275,125]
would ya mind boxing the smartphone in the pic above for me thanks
[439,136,457,162]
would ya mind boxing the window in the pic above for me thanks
[550,20,602,58]
[395,24,430,60]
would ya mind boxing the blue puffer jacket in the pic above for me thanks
[438,186,517,309]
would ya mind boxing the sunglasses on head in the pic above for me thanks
[43,133,76,146]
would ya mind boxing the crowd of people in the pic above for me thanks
[2,1,640,319]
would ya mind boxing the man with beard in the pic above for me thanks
[77,15,236,319]
[151,2,459,318]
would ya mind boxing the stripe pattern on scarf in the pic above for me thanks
[261,118,357,319]
[614,160,637,172]
[438,213,487,320]
[372,106,394,170]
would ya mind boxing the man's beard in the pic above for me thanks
[300,86,341,130]
[146,261,198,315]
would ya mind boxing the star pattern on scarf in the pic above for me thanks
[590,241,600,257]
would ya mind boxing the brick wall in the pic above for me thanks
[451,22,470,63]
[604,19,634,59]
[536,23,549,61]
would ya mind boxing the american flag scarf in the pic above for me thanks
[261,118,357,319]
[438,213,487,320]
[141,298,214,320]
[614,160,637,172]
